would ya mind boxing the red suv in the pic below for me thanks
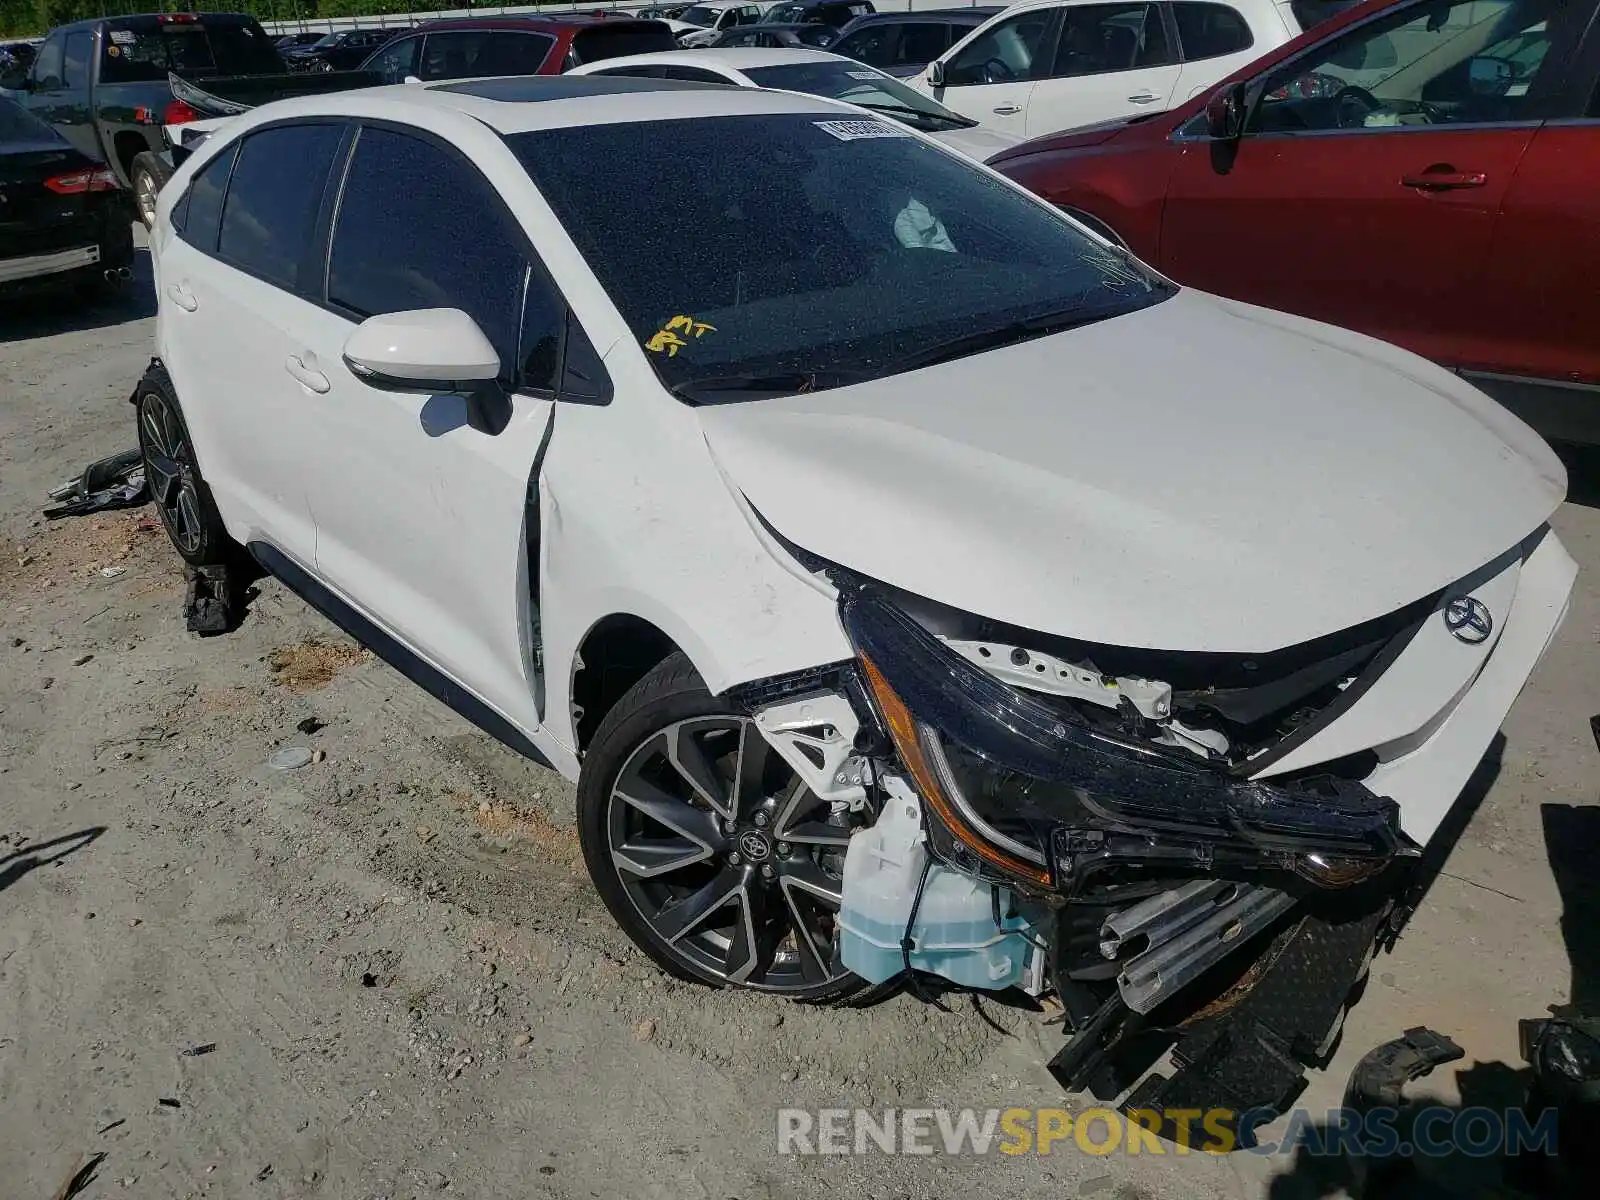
[990,0,1600,444]
[360,15,681,84]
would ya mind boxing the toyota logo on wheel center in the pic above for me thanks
[738,830,772,862]
[1443,595,1493,644]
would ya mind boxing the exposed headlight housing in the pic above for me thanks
[841,586,1414,893]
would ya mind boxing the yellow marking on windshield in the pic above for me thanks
[645,315,717,356]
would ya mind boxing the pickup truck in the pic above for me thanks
[0,12,366,229]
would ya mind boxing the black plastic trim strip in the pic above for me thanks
[248,541,552,768]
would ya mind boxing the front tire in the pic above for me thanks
[578,653,877,1003]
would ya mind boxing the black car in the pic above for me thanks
[830,7,1003,77]
[281,27,399,72]
[0,96,132,299]
[274,31,324,52]
[760,1,875,29]
[710,21,842,49]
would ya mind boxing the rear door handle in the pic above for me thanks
[1401,170,1487,191]
[166,283,197,312]
[1127,91,1161,103]
[285,353,330,394]
[992,103,1022,115]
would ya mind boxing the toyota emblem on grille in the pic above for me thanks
[1443,596,1493,644]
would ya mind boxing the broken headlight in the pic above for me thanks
[840,587,1413,893]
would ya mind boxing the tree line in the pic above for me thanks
[0,1,564,39]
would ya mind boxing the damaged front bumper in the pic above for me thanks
[803,549,1570,1138]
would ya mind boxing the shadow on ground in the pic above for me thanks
[1261,777,1600,1198]
[0,827,106,896]
[0,246,155,340]
[1554,441,1600,509]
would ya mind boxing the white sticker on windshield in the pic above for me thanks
[847,70,880,80]
[813,119,909,142]
[109,30,135,44]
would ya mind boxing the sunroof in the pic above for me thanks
[431,76,724,102]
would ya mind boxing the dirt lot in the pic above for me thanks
[2,249,1598,1200]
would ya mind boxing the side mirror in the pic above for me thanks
[926,59,945,88]
[1204,82,1246,141]
[343,308,500,394]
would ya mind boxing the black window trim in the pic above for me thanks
[315,117,609,404]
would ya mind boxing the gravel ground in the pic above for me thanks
[2,245,1597,1200]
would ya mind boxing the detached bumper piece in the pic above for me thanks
[1053,907,1390,1143]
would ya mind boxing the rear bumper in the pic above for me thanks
[0,243,102,285]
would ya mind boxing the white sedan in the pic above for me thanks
[567,46,1023,161]
[144,74,1572,1119]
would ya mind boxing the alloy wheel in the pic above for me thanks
[134,169,158,229]
[138,392,204,557]
[606,716,862,993]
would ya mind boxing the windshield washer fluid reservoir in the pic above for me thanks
[838,788,1034,990]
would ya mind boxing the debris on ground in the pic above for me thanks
[43,450,146,520]
[267,640,369,693]
[267,748,313,772]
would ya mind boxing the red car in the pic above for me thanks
[359,14,681,84]
[990,0,1600,444]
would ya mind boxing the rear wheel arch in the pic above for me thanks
[112,130,149,183]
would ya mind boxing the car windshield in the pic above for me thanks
[100,20,283,81]
[509,113,1170,400]
[312,33,344,48]
[679,6,722,26]
[743,60,973,128]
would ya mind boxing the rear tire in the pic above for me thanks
[130,151,169,231]
[134,362,240,569]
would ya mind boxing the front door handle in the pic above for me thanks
[992,103,1022,115]
[166,282,197,312]
[1401,169,1487,191]
[285,353,330,394]
[1127,91,1161,103]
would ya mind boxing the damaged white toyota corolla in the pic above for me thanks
[143,77,1574,1133]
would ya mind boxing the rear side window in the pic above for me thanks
[99,20,281,83]
[327,127,538,385]
[1049,3,1173,78]
[62,31,91,88]
[899,22,952,64]
[836,24,896,66]
[176,141,238,253]
[217,123,344,290]
[569,23,682,64]
[420,30,555,80]
[1172,2,1254,61]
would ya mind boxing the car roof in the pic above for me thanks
[844,7,1001,21]
[416,14,657,32]
[246,73,854,135]
[596,46,843,70]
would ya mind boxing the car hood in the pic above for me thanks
[696,290,1566,653]
[929,122,1022,161]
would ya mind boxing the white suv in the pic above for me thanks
[145,76,1572,1117]
[912,0,1302,138]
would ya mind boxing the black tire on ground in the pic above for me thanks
[133,361,240,569]
[129,150,170,231]
[577,652,879,1005]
